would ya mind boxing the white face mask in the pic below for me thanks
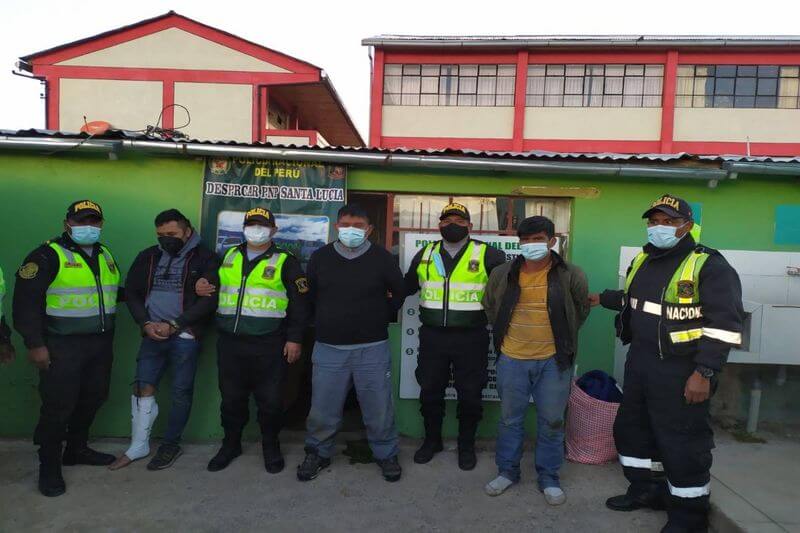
[243,225,272,246]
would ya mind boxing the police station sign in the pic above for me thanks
[399,232,522,401]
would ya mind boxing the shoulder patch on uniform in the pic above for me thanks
[18,262,39,279]
[295,277,309,294]
[677,280,695,298]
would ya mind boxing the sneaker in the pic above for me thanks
[296,449,331,481]
[207,444,242,472]
[543,486,566,506]
[485,475,514,496]
[62,446,115,466]
[413,439,443,464]
[376,456,402,482]
[263,441,285,474]
[147,444,183,471]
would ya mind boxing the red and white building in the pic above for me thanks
[17,11,363,146]
[363,35,800,156]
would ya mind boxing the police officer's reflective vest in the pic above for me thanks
[624,247,710,350]
[416,240,488,328]
[216,247,289,336]
[45,243,120,335]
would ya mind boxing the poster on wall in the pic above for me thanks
[200,158,346,265]
[398,232,523,401]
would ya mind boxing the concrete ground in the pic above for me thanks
[710,429,800,533]
[0,434,667,533]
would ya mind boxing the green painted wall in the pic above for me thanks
[1,151,798,441]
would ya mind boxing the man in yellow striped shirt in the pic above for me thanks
[481,216,590,505]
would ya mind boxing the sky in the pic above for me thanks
[1,0,799,140]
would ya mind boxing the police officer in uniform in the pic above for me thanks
[202,207,310,474]
[13,200,121,497]
[404,203,507,470]
[590,194,744,532]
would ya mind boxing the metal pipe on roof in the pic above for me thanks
[0,136,732,181]
[722,161,800,176]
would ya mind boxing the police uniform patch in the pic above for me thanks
[106,259,117,274]
[18,262,39,279]
[468,260,480,272]
[295,277,309,294]
[677,280,695,298]
[262,266,276,279]
[64,262,83,268]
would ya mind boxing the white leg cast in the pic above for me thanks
[124,395,158,461]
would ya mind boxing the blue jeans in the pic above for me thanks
[495,354,573,489]
[305,341,399,461]
[135,337,200,446]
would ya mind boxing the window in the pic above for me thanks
[390,194,572,256]
[676,65,800,109]
[526,64,663,108]
[383,64,516,107]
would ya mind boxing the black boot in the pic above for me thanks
[606,483,667,512]
[262,440,285,474]
[38,448,66,497]
[207,434,242,472]
[457,419,478,471]
[414,418,443,464]
[62,445,115,466]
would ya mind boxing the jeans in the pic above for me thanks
[135,336,200,446]
[495,353,572,489]
[305,341,399,461]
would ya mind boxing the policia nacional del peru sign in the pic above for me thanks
[201,158,346,266]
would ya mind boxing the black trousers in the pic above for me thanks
[416,325,489,438]
[217,333,288,444]
[34,332,114,458]
[614,348,715,530]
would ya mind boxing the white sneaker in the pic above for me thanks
[485,475,514,496]
[543,486,566,505]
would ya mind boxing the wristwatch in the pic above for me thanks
[695,365,715,379]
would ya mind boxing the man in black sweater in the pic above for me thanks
[297,204,406,483]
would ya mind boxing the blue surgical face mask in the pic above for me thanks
[647,223,686,249]
[70,225,101,246]
[338,226,367,248]
[520,242,549,261]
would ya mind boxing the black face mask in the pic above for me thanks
[440,223,469,243]
[158,236,185,257]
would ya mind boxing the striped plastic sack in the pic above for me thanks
[565,379,620,464]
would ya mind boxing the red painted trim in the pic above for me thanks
[523,139,662,153]
[47,77,59,130]
[259,86,269,142]
[381,136,515,151]
[673,141,800,156]
[264,129,318,145]
[369,49,385,148]
[33,65,319,85]
[251,85,260,142]
[28,14,318,74]
[162,80,174,129]
[660,50,678,152]
[678,52,800,65]
[512,51,529,152]
[384,51,518,64]
[528,52,668,64]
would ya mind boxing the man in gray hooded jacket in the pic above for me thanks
[109,209,219,471]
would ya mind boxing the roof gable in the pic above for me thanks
[23,11,318,74]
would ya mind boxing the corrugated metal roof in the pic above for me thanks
[362,34,800,47]
[2,128,800,164]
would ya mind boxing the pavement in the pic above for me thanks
[2,429,796,532]
[0,434,666,533]
[709,429,800,533]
